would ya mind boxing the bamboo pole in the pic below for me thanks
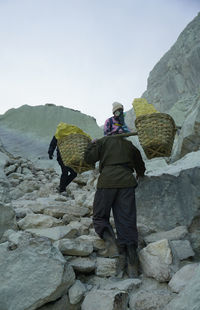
[107,131,138,138]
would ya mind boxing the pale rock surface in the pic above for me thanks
[0,203,17,239]
[168,95,197,127]
[37,295,70,310]
[78,234,105,250]
[171,99,200,160]
[164,264,200,310]
[81,289,128,310]
[0,229,26,246]
[68,280,86,304]
[168,263,200,293]
[96,257,117,277]
[146,150,200,177]
[136,164,200,232]
[56,237,93,256]
[0,152,10,203]
[139,239,173,282]
[144,226,188,244]
[129,289,173,310]
[170,239,195,260]
[0,236,75,310]
[26,225,78,241]
[69,257,96,273]
[104,278,142,292]
[18,213,62,229]
[64,221,89,236]
[142,13,200,113]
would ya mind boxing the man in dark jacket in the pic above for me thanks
[48,136,77,193]
[84,134,145,278]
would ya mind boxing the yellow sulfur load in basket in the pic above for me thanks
[132,98,158,118]
[55,122,91,140]
[132,99,176,159]
[55,122,95,173]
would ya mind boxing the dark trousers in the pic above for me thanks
[93,187,138,247]
[58,158,77,192]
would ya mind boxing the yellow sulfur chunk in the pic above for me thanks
[55,122,91,140]
[132,98,159,118]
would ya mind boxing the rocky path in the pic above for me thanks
[0,155,200,310]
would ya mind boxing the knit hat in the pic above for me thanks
[112,102,124,113]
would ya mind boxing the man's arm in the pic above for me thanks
[48,136,57,159]
[84,140,101,165]
[133,146,146,177]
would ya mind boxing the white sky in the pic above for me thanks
[0,0,199,126]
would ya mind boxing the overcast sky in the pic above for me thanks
[0,0,199,125]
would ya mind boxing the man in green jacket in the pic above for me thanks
[84,134,145,278]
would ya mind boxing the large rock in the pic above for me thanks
[26,225,78,241]
[139,239,173,282]
[129,289,173,310]
[69,257,96,273]
[96,257,117,277]
[168,263,200,293]
[82,289,128,310]
[144,226,188,244]
[164,264,200,310]
[56,237,93,256]
[171,99,200,160]
[142,13,200,113]
[136,165,200,233]
[0,203,17,239]
[170,240,195,260]
[18,213,62,229]
[0,235,75,310]
[68,280,86,304]
[0,150,10,203]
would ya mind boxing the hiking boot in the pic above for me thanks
[99,229,119,258]
[126,244,139,278]
[116,244,127,278]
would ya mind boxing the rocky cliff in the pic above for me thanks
[142,12,200,115]
[0,104,103,160]
[125,12,200,161]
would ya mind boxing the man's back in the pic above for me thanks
[85,136,145,188]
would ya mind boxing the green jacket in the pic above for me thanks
[84,136,145,188]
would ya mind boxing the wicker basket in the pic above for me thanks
[57,133,95,173]
[135,113,176,159]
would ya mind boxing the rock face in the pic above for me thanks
[0,104,103,160]
[136,166,200,231]
[171,97,200,160]
[124,13,200,161]
[142,13,200,114]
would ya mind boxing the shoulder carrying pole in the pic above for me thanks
[107,132,138,138]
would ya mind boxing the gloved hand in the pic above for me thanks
[49,153,53,160]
